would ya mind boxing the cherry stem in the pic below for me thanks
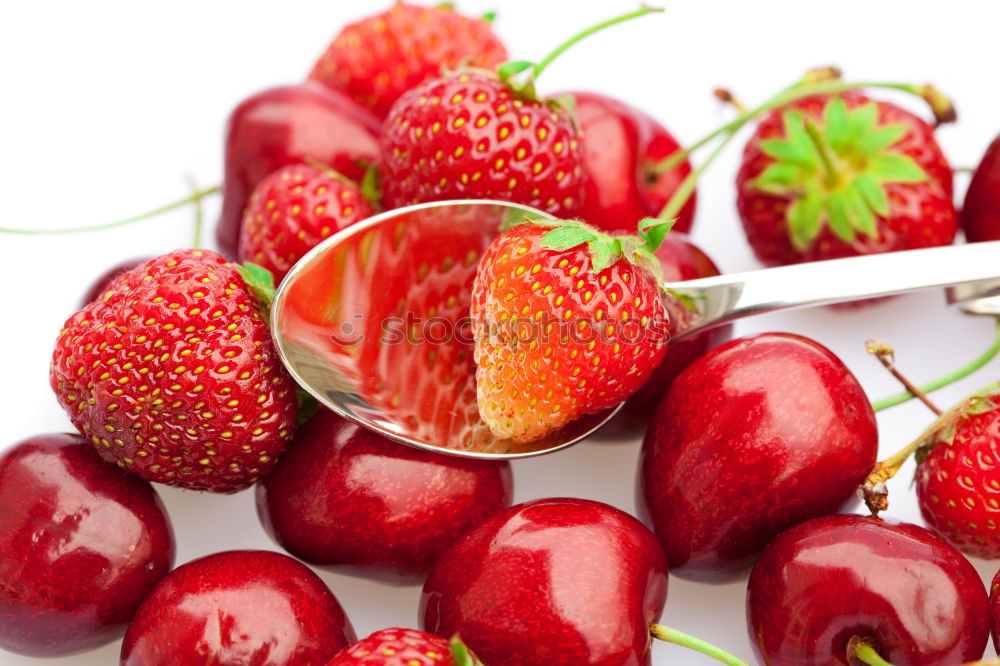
[657,128,737,221]
[528,5,663,83]
[852,639,894,666]
[186,175,204,249]
[871,320,1000,413]
[713,88,747,113]
[0,184,221,235]
[866,340,942,415]
[649,624,750,666]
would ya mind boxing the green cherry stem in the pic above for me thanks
[870,319,1000,413]
[649,624,750,666]
[851,639,894,666]
[529,5,663,83]
[187,175,205,249]
[0,184,221,235]
[657,127,737,221]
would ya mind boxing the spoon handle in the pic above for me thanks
[667,241,1000,339]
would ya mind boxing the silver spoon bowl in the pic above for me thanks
[272,200,1000,459]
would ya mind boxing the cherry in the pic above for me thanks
[991,569,1000,653]
[623,233,731,417]
[0,433,174,657]
[120,549,355,665]
[216,82,381,257]
[568,91,696,234]
[961,134,1000,242]
[747,514,990,665]
[420,497,668,665]
[639,333,878,580]
[256,408,513,581]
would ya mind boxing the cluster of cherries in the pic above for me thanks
[6,2,1000,665]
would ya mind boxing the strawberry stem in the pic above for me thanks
[0,184,221,235]
[649,624,750,666]
[871,320,1000,413]
[866,340,942,415]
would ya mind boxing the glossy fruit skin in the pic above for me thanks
[217,83,381,257]
[623,233,730,417]
[309,2,507,120]
[737,92,956,266]
[640,333,878,580]
[238,164,376,284]
[915,397,1000,558]
[962,135,1000,242]
[50,249,298,492]
[569,91,695,234]
[79,257,149,307]
[990,569,1000,652]
[328,627,455,665]
[420,497,668,666]
[471,223,669,443]
[380,72,584,218]
[256,408,513,581]
[747,514,990,666]
[120,550,355,665]
[0,433,174,657]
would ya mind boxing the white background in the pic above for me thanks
[3,1,1000,664]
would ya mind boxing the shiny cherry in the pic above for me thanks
[961,134,1000,242]
[0,433,174,657]
[216,82,381,257]
[747,514,990,665]
[120,549,355,665]
[420,497,668,665]
[639,333,878,581]
[568,91,695,234]
[256,408,513,581]
[991,569,1000,653]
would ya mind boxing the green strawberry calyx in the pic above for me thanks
[534,217,673,280]
[750,96,929,251]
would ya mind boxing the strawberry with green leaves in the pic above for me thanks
[736,90,956,265]
[471,218,671,444]
[327,628,482,666]
[50,250,298,493]
[238,163,377,284]
[309,2,508,120]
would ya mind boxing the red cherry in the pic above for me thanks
[991,569,1000,653]
[962,134,1000,242]
[420,497,667,665]
[747,514,990,665]
[256,408,513,581]
[569,91,696,234]
[623,233,731,417]
[639,333,878,580]
[0,433,174,657]
[216,83,381,257]
[120,550,355,665]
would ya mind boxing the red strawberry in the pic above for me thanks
[238,163,376,284]
[961,134,1000,242]
[380,71,584,218]
[915,392,1000,558]
[50,250,298,493]
[328,628,480,666]
[309,2,507,120]
[736,90,956,265]
[471,218,670,443]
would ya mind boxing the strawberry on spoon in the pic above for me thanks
[328,629,482,666]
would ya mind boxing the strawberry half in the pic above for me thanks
[915,393,1000,558]
[737,91,956,265]
[309,2,507,120]
[50,250,298,493]
[471,218,671,443]
[238,163,377,284]
[327,628,481,666]
[380,70,584,218]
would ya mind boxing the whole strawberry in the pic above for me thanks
[737,90,956,265]
[471,218,670,443]
[309,2,507,120]
[50,250,298,492]
[238,163,376,283]
[328,628,480,666]
[380,70,584,217]
[915,392,1000,558]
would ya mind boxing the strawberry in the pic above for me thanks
[736,90,957,265]
[915,393,1000,558]
[471,218,671,443]
[327,628,481,666]
[238,163,377,284]
[380,70,584,217]
[309,2,507,120]
[50,250,298,493]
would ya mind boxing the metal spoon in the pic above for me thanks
[272,200,1000,459]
